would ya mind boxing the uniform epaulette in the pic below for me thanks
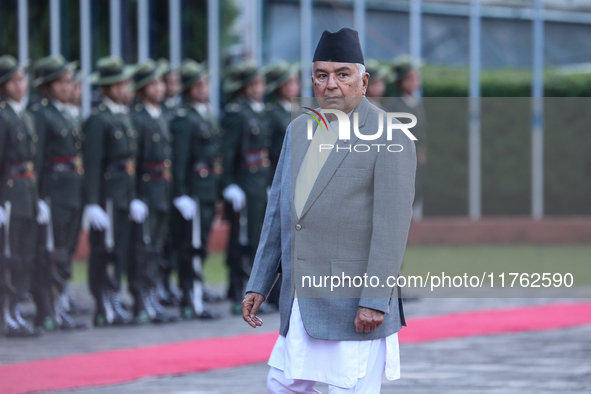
[175,108,187,117]
[225,103,241,113]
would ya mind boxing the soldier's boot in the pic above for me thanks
[93,290,115,327]
[180,285,222,320]
[147,287,179,323]
[159,274,182,306]
[10,300,44,337]
[31,289,58,332]
[62,285,90,315]
[130,289,151,325]
[110,291,131,325]
[2,297,30,337]
[55,298,88,330]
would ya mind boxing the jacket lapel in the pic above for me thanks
[291,97,372,220]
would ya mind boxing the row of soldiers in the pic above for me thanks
[0,52,424,337]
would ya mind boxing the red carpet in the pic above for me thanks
[1,301,590,394]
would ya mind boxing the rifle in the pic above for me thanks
[190,195,205,315]
[1,202,16,296]
[238,200,253,278]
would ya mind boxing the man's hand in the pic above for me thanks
[242,292,265,328]
[354,306,384,333]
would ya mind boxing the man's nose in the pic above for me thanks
[327,73,339,90]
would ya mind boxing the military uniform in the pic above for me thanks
[266,100,291,175]
[171,101,222,308]
[0,97,43,336]
[127,58,178,323]
[29,55,85,329]
[83,57,138,326]
[221,95,273,307]
[83,100,138,323]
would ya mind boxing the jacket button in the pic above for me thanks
[295,224,302,230]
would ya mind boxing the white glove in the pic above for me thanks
[129,199,148,223]
[37,200,51,225]
[223,184,246,212]
[173,195,197,221]
[84,204,110,231]
[0,206,5,228]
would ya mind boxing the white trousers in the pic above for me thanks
[267,335,387,394]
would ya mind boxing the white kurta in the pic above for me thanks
[268,114,401,389]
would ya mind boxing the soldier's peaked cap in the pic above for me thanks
[89,56,135,86]
[31,55,78,88]
[0,55,23,85]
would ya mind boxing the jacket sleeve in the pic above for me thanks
[244,124,290,298]
[31,109,48,199]
[219,110,242,189]
[82,114,105,205]
[170,116,191,198]
[358,121,417,314]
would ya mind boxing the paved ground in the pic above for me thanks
[1,283,590,393]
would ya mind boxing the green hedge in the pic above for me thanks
[407,67,591,216]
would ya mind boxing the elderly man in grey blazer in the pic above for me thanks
[242,27,416,393]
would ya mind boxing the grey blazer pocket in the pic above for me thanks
[334,167,367,178]
[331,259,368,278]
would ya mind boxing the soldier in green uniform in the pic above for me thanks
[170,59,223,319]
[129,59,178,323]
[29,55,86,330]
[365,58,390,107]
[389,56,427,215]
[264,60,300,176]
[220,62,274,315]
[159,59,181,122]
[0,55,51,337]
[82,57,148,327]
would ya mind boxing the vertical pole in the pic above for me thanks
[138,0,149,62]
[468,0,481,220]
[254,0,263,65]
[301,0,312,98]
[50,0,61,55]
[354,0,365,52]
[80,0,92,118]
[18,0,28,65]
[409,0,421,97]
[531,0,544,219]
[208,0,220,117]
[110,0,121,58]
[169,0,181,70]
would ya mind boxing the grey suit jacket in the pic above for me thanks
[246,96,416,341]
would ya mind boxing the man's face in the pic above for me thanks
[70,80,82,105]
[142,76,165,104]
[2,69,28,102]
[46,71,73,103]
[311,61,368,113]
[103,80,130,104]
[188,77,210,103]
[366,77,385,98]
[279,74,300,102]
[244,75,266,103]
[400,69,421,96]
[165,72,180,98]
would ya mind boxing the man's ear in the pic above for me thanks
[361,72,369,96]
